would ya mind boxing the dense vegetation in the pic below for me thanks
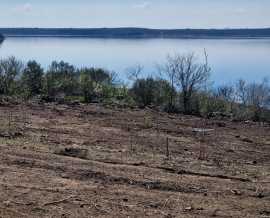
[1,28,270,38]
[0,55,269,122]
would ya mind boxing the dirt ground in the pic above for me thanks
[0,102,269,218]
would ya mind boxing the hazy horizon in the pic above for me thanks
[1,1,270,29]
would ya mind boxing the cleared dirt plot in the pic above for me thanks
[0,103,269,217]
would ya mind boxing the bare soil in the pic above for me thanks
[0,103,269,217]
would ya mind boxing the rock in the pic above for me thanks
[242,138,253,143]
[226,148,234,153]
[3,200,10,207]
[192,128,214,133]
[215,122,226,127]
[56,146,88,159]
[68,100,81,106]
[184,206,193,211]
[231,189,242,196]
[0,131,23,139]
[257,192,265,199]
[207,112,232,120]
[0,132,10,138]
[14,131,23,137]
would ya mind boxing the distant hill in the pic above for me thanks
[1,28,270,38]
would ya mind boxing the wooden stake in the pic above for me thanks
[166,137,170,159]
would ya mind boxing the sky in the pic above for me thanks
[0,0,269,28]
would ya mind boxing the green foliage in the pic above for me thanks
[0,57,24,96]
[79,69,95,103]
[21,60,44,97]
[202,96,227,115]
[131,78,175,108]
[79,68,113,102]
[86,68,111,84]
[44,61,79,99]
[131,78,154,107]
[0,56,269,123]
[234,79,270,122]
[165,52,211,114]
[64,95,84,103]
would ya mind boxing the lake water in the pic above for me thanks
[0,37,269,85]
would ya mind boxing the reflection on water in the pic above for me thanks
[0,37,269,85]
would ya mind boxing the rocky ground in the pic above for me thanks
[0,102,269,217]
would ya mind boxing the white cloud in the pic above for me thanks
[13,3,33,13]
[132,1,151,9]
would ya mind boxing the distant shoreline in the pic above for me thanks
[1,27,270,39]
[3,35,270,40]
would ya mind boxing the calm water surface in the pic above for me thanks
[0,37,269,85]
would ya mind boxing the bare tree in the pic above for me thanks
[247,79,270,119]
[126,64,144,82]
[0,56,24,95]
[217,85,234,101]
[235,78,270,121]
[108,71,120,85]
[216,84,235,112]
[235,79,248,105]
[158,56,178,111]
[166,51,211,114]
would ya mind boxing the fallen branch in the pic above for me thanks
[158,167,251,182]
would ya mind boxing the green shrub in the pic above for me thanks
[130,77,175,108]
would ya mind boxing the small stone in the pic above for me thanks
[184,206,193,211]
[3,200,10,207]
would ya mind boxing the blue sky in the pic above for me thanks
[1,0,269,28]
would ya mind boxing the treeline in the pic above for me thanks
[1,28,270,38]
[0,55,269,122]
[0,34,4,42]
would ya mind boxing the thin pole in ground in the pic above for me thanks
[166,137,170,159]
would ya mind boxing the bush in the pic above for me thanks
[130,78,175,108]
[0,57,24,96]
[21,60,44,97]
[44,61,79,100]
[0,55,269,123]
[79,68,114,102]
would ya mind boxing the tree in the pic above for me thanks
[126,64,143,82]
[78,67,114,102]
[215,84,235,112]
[216,85,235,102]
[131,77,174,108]
[235,78,270,121]
[154,79,176,108]
[131,78,155,107]
[0,56,24,96]
[158,57,178,112]
[21,60,44,97]
[246,79,270,121]
[87,68,111,84]
[44,61,78,99]
[235,79,248,105]
[166,51,211,114]
[79,69,95,103]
